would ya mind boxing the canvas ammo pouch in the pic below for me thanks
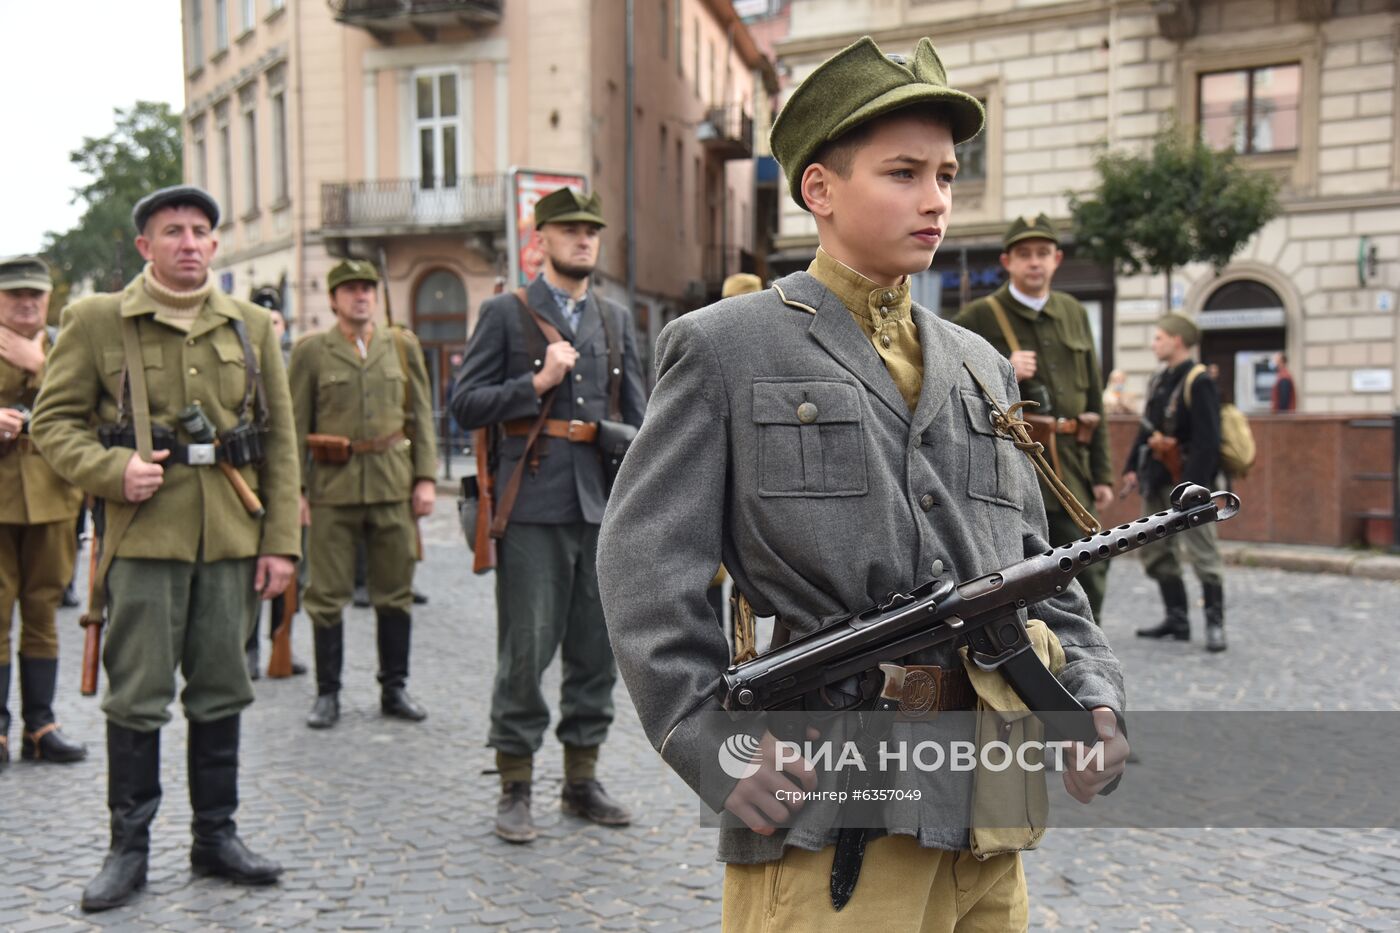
[306,433,353,464]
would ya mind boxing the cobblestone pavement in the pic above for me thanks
[2,508,1398,930]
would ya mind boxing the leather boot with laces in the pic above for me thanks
[495,781,536,843]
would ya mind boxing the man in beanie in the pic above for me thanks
[451,187,647,843]
[289,259,437,729]
[597,36,1126,927]
[1123,313,1227,651]
[31,185,300,910]
[0,254,88,772]
[953,215,1114,621]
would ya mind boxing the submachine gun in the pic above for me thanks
[720,482,1241,745]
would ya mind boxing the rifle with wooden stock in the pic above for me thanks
[79,498,102,697]
[266,580,296,679]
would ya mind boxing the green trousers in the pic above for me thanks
[489,521,616,758]
[305,502,415,626]
[0,520,75,665]
[1045,506,1107,623]
[1141,486,1225,587]
[102,557,257,732]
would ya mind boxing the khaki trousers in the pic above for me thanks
[304,501,416,625]
[1140,486,1225,587]
[0,520,77,665]
[722,835,1027,933]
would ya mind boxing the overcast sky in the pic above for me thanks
[0,0,186,256]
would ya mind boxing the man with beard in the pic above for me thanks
[32,185,300,911]
[451,187,646,843]
[289,260,437,729]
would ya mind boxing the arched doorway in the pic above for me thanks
[1199,279,1287,411]
[412,269,469,436]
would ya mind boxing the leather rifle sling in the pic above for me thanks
[488,290,564,538]
[987,295,1068,492]
[90,317,158,616]
[230,318,269,425]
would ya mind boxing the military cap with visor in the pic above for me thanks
[1003,213,1060,249]
[0,254,54,293]
[326,259,382,293]
[770,36,986,211]
[131,184,221,233]
[533,187,607,228]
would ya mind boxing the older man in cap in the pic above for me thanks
[289,259,436,730]
[32,184,301,911]
[452,186,647,843]
[953,214,1114,621]
[0,254,88,773]
[1123,313,1227,651]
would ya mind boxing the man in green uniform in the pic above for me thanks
[0,254,88,771]
[32,185,301,911]
[953,215,1114,620]
[289,259,437,730]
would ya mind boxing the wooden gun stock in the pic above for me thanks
[472,427,497,573]
[267,582,296,678]
[1147,431,1185,485]
[218,458,266,517]
[79,517,103,697]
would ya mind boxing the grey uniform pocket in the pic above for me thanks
[752,379,867,497]
[961,392,1023,511]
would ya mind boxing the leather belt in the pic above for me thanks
[894,665,977,719]
[502,418,598,444]
[350,431,406,454]
[1025,413,1078,436]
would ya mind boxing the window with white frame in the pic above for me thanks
[214,0,228,52]
[1199,63,1300,154]
[414,68,461,190]
[239,85,259,214]
[270,0,284,10]
[955,97,988,184]
[215,101,232,222]
[268,67,289,205]
[191,115,208,190]
[240,0,255,34]
[189,0,204,68]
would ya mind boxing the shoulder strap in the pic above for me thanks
[1164,363,1206,422]
[389,326,414,434]
[230,318,269,426]
[119,317,153,462]
[984,293,1021,354]
[1182,363,1207,409]
[515,287,565,344]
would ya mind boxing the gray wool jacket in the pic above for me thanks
[596,271,1125,864]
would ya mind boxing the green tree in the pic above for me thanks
[42,101,183,293]
[1069,124,1280,308]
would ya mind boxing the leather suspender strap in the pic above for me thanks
[230,318,269,426]
[985,294,1022,355]
[488,289,563,539]
[388,327,415,438]
[119,317,154,462]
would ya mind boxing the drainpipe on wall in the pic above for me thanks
[292,0,308,333]
[625,0,637,328]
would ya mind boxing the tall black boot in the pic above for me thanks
[1137,577,1191,640]
[306,623,343,729]
[376,608,426,721]
[187,715,282,885]
[18,655,86,762]
[0,663,10,772]
[81,723,161,912]
[1203,582,1227,653]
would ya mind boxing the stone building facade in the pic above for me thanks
[772,0,1400,413]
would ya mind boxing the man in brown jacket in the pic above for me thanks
[32,186,301,912]
[0,254,88,771]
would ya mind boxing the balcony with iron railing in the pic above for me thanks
[321,176,508,236]
[328,0,503,34]
[697,105,755,161]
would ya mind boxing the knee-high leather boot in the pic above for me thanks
[187,714,282,885]
[81,723,161,911]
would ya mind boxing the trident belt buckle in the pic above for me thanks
[567,420,588,442]
[187,443,217,466]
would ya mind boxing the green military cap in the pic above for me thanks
[534,187,606,228]
[1003,213,1059,249]
[1155,313,1200,348]
[327,259,381,293]
[132,184,221,232]
[0,254,53,292]
[770,36,985,211]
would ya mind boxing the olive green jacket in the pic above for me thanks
[289,325,436,506]
[952,284,1112,516]
[0,330,84,524]
[30,275,302,562]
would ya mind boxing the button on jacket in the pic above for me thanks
[449,276,646,525]
[30,276,301,562]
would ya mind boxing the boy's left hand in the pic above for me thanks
[1063,707,1128,803]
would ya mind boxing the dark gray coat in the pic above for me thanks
[597,271,1126,863]
[450,276,646,525]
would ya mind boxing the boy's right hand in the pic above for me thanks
[723,727,821,836]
